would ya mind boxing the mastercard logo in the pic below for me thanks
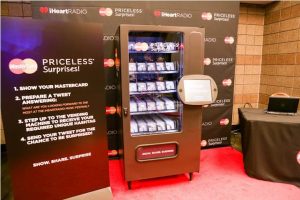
[224,36,235,44]
[153,10,161,17]
[9,58,38,75]
[204,58,211,66]
[222,79,232,86]
[105,106,122,116]
[134,42,148,51]
[104,59,115,67]
[99,8,113,16]
[201,12,212,20]
[220,118,230,126]
[297,151,300,165]
[108,150,118,156]
[201,140,207,147]
[105,106,117,115]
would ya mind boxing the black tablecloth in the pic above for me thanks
[238,108,300,187]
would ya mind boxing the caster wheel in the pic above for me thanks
[189,172,193,181]
[127,181,132,189]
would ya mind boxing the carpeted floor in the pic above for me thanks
[110,147,300,200]
[2,133,300,200]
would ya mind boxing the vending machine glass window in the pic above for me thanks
[128,32,184,137]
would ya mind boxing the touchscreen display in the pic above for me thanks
[184,79,212,102]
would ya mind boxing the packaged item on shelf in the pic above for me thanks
[165,81,176,90]
[144,116,157,132]
[151,115,166,131]
[162,97,176,110]
[130,99,137,112]
[129,63,137,72]
[156,81,166,91]
[146,62,156,71]
[136,118,148,132]
[156,42,164,52]
[165,42,176,51]
[160,115,176,130]
[146,82,156,91]
[165,62,175,71]
[128,42,135,51]
[141,42,149,51]
[130,118,138,133]
[153,97,166,110]
[145,98,156,111]
[137,82,147,92]
[144,54,154,62]
[134,42,143,51]
[157,56,165,62]
[137,63,147,71]
[129,83,137,92]
[156,62,165,71]
[149,43,158,52]
[136,99,147,112]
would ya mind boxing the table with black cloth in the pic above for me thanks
[238,108,300,187]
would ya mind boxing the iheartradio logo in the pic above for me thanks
[40,7,87,15]
[220,118,230,126]
[201,12,212,20]
[99,8,113,16]
[224,36,235,44]
[104,59,115,67]
[201,140,207,147]
[40,7,48,14]
[204,58,211,66]
[222,79,232,86]
[9,58,38,75]
[153,10,192,18]
[154,10,161,17]
[297,151,300,165]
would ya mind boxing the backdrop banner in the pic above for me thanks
[1,18,111,199]
[32,1,239,154]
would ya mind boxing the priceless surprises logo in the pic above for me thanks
[99,7,143,17]
[204,57,234,66]
[201,11,235,22]
[42,58,95,74]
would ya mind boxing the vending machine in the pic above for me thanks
[116,25,217,188]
